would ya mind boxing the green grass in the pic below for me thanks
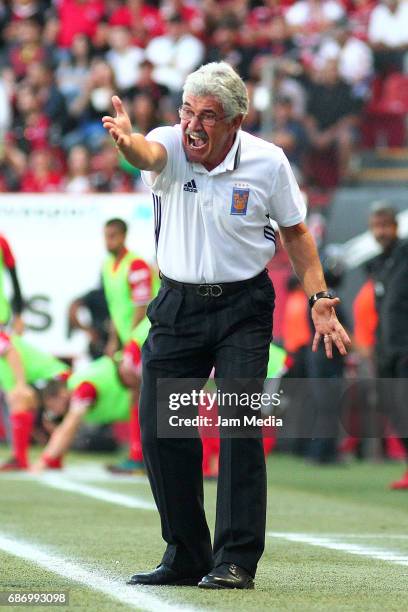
[1,450,408,611]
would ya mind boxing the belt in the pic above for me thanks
[160,270,267,298]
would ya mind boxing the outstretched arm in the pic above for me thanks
[102,96,167,172]
[279,222,351,358]
[30,407,85,473]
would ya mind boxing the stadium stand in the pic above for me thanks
[0,0,407,194]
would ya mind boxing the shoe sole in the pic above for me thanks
[127,577,202,586]
[198,581,254,590]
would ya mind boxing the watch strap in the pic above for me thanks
[309,291,334,309]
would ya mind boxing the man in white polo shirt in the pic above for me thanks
[102,62,350,590]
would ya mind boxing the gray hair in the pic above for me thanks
[183,62,249,118]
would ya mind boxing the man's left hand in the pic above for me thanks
[311,297,351,358]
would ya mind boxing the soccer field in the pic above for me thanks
[1,452,408,611]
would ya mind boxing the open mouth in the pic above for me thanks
[186,132,208,150]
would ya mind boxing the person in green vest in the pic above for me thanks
[0,235,24,334]
[0,332,70,470]
[28,339,289,474]
[30,350,143,473]
[102,218,157,474]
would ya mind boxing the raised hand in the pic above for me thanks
[102,96,133,149]
[311,297,351,358]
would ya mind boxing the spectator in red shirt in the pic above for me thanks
[7,19,48,80]
[244,0,287,49]
[57,0,105,48]
[21,149,63,192]
[109,0,165,48]
[161,0,205,39]
[347,0,377,42]
[10,84,50,154]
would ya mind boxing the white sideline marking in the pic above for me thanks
[313,533,408,541]
[37,474,156,511]
[59,465,148,484]
[268,532,408,566]
[0,533,200,612]
[57,464,149,484]
[0,464,149,484]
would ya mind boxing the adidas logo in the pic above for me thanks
[183,179,198,193]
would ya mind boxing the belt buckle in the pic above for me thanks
[197,284,223,297]
[210,284,222,297]
[197,284,209,297]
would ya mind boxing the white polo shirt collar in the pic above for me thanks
[192,130,241,176]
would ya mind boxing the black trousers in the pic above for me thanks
[139,270,274,577]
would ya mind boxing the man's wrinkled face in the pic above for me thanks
[369,213,398,251]
[180,94,241,171]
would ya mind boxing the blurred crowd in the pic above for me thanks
[1,0,408,193]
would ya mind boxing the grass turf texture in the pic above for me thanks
[1,450,408,611]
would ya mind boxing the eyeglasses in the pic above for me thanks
[178,106,229,127]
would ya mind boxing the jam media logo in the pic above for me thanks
[230,186,249,215]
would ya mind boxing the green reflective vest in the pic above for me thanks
[130,270,160,350]
[0,248,11,326]
[266,344,288,379]
[0,336,69,392]
[102,251,137,345]
[102,251,159,346]
[68,356,130,424]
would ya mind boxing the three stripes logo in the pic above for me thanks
[183,179,198,193]
[264,225,276,243]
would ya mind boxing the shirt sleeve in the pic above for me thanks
[122,340,142,375]
[70,381,98,414]
[0,332,11,356]
[141,125,181,193]
[128,259,152,305]
[0,236,16,269]
[268,150,307,227]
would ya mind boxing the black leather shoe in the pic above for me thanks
[198,563,254,589]
[127,564,204,586]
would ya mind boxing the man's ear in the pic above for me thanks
[232,114,244,130]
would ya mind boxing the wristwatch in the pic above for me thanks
[309,291,334,309]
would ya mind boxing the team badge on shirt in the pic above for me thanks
[230,186,250,215]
